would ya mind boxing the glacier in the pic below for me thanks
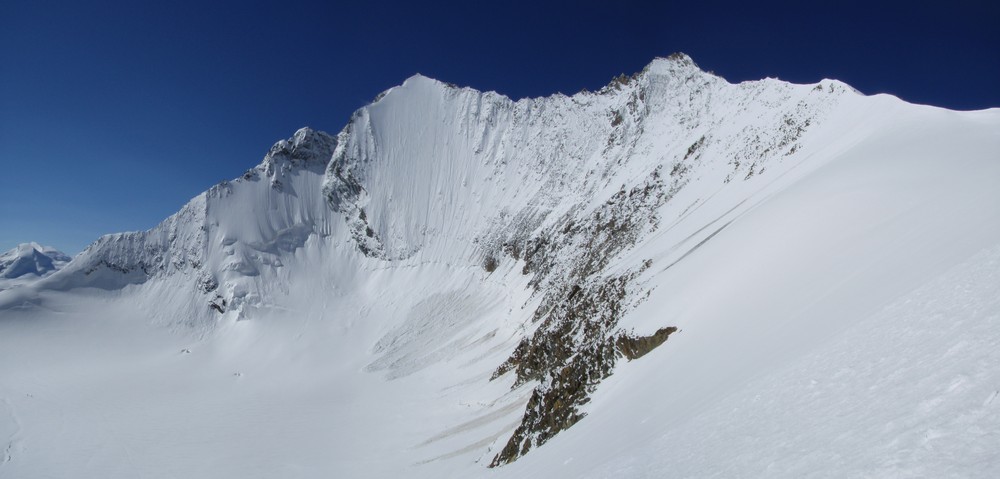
[1,54,999,477]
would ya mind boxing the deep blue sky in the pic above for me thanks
[2,0,998,254]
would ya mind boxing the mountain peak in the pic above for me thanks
[404,72,434,83]
[289,127,335,154]
[3,53,1000,478]
[0,242,70,280]
[259,127,336,175]
[644,52,708,77]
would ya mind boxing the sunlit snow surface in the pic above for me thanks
[2,57,999,477]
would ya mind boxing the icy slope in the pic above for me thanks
[1,54,999,478]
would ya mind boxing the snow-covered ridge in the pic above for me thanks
[3,54,999,477]
[29,53,859,305]
[32,127,337,323]
[323,53,856,264]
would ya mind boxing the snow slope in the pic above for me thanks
[1,54,998,478]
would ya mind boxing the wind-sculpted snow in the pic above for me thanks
[2,54,1000,477]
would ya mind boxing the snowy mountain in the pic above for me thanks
[1,54,999,478]
[0,242,71,290]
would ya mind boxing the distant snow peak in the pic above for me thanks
[0,242,70,280]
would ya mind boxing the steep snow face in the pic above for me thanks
[0,243,70,290]
[2,55,1000,478]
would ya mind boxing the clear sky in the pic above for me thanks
[2,0,997,254]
